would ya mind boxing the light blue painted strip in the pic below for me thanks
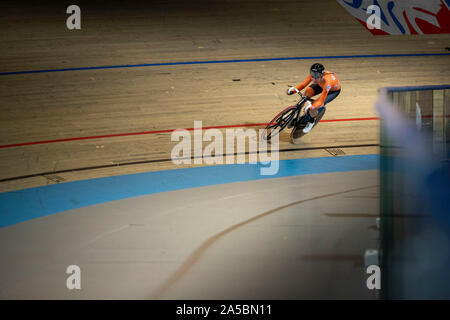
[0,154,378,228]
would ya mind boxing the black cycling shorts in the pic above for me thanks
[309,84,341,105]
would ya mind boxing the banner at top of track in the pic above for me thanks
[337,0,450,35]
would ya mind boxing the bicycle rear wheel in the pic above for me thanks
[290,108,326,143]
[262,106,298,141]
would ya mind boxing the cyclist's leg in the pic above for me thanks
[306,84,322,98]
[308,88,341,122]
[323,89,341,106]
[303,84,322,123]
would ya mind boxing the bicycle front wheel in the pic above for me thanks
[261,106,298,141]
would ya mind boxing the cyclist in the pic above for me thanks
[286,63,341,133]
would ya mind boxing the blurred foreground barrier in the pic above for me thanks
[377,85,450,299]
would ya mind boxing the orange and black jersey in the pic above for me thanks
[295,71,341,108]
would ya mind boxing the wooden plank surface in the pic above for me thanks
[0,0,449,191]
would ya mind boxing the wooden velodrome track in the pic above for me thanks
[1,0,448,192]
[0,0,449,299]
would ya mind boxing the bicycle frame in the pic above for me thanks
[261,92,312,141]
[291,93,311,127]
